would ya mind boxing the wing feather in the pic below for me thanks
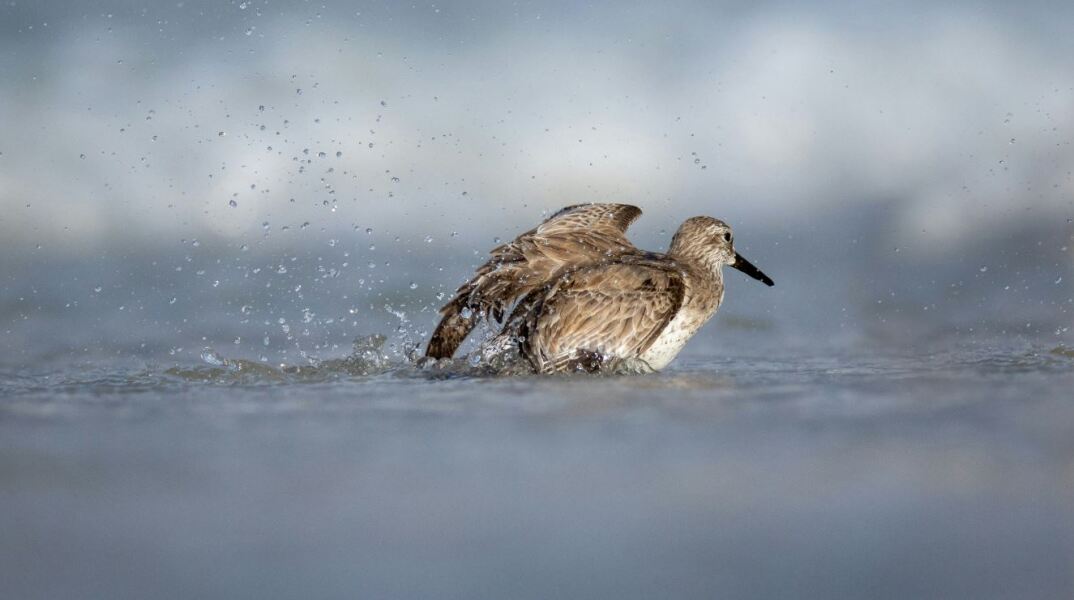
[426,203,643,358]
[518,260,685,373]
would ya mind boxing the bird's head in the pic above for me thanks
[669,216,774,286]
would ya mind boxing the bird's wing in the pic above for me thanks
[517,260,685,373]
[534,203,643,238]
[426,204,643,359]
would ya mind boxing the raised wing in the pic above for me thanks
[535,203,643,237]
[425,204,643,359]
[516,259,685,373]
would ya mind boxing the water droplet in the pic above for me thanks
[979,266,988,273]
[424,235,433,243]
[380,100,387,106]
[409,282,418,290]
[318,151,326,158]
[238,1,248,9]
[201,349,225,366]
[335,151,342,158]
[169,297,177,304]
[229,199,238,208]
[93,286,102,293]
[296,88,303,95]
[218,131,225,137]
[79,153,86,159]
[301,221,310,229]
[365,227,373,235]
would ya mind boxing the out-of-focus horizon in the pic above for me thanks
[2,0,1073,366]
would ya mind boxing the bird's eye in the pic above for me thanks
[723,232,732,243]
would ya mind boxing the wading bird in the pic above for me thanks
[426,204,773,373]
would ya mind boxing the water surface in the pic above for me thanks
[3,334,1072,600]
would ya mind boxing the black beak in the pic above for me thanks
[731,252,774,287]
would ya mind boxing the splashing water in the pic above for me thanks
[166,332,539,384]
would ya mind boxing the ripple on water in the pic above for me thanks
[1,339,1071,421]
[162,333,537,385]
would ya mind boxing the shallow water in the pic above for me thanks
[2,218,1072,599]
[2,332,1073,600]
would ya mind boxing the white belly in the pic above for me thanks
[638,306,711,371]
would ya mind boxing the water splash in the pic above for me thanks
[164,330,543,385]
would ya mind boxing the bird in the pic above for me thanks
[425,203,773,374]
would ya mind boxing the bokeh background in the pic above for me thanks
[2,0,1073,364]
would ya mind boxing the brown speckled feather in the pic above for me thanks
[425,203,643,358]
[515,259,686,373]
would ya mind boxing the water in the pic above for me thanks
[2,215,1072,599]
[3,325,1073,599]
[2,238,1074,599]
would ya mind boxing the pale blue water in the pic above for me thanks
[3,326,1073,599]
[3,233,1074,599]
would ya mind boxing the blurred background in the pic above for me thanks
[2,0,1072,367]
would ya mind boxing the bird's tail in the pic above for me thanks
[425,304,479,359]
